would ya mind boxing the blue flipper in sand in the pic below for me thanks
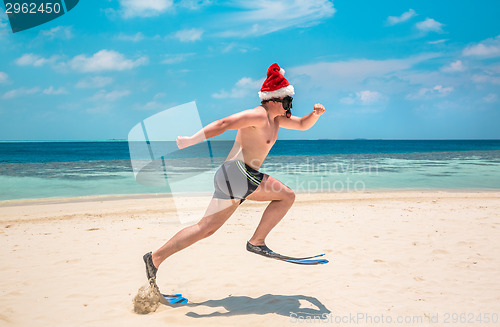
[163,293,188,304]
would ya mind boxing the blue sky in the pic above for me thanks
[0,0,499,140]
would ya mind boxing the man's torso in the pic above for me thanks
[228,106,280,170]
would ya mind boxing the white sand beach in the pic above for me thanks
[1,191,499,326]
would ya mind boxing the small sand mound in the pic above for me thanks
[133,283,162,314]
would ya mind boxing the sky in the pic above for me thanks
[0,0,499,140]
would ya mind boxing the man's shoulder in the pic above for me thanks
[233,106,267,128]
[240,106,267,119]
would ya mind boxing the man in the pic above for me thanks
[143,63,325,284]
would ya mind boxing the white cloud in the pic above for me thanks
[431,85,454,96]
[222,43,237,53]
[289,53,441,90]
[483,93,498,103]
[0,10,8,29]
[172,28,203,42]
[15,54,60,67]
[407,85,453,100]
[416,18,444,33]
[340,90,385,105]
[86,104,113,114]
[212,77,264,99]
[491,65,500,74]
[43,86,67,95]
[117,32,145,42]
[428,39,448,45]
[339,96,355,105]
[39,26,73,40]
[0,72,8,84]
[220,42,256,54]
[119,0,174,18]
[76,76,114,88]
[471,74,500,85]
[357,90,384,104]
[69,50,148,72]
[90,90,131,101]
[386,9,417,26]
[3,87,40,99]
[217,0,335,37]
[178,0,212,10]
[161,53,195,64]
[463,35,500,58]
[134,93,173,110]
[441,60,465,73]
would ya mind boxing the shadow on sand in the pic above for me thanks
[162,294,331,319]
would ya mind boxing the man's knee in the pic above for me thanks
[270,180,295,203]
[283,188,295,204]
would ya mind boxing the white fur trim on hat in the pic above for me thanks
[258,84,295,100]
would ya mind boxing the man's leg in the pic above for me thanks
[151,198,240,269]
[245,175,295,246]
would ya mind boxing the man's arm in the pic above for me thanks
[177,109,266,149]
[279,103,326,131]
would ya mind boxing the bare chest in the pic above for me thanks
[239,119,279,148]
[261,119,279,145]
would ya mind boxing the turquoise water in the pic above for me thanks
[1,141,500,201]
[265,153,500,192]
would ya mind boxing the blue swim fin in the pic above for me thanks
[283,258,329,265]
[163,293,188,304]
[246,242,329,265]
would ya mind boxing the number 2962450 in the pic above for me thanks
[5,2,62,15]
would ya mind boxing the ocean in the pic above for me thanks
[1,140,500,201]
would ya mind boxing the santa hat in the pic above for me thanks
[258,63,295,100]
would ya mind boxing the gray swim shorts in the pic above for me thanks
[213,160,265,203]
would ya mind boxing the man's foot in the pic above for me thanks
[143,252,158,284]
[246,241,279,258]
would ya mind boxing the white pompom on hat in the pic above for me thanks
[258,63,295,100]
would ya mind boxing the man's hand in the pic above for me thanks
[313,103,325,116]
[176,136,193,149]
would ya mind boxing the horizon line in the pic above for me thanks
[1,138,500,142]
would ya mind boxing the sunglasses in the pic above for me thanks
[273,96,293,118]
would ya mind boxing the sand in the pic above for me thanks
[1,191,499,326]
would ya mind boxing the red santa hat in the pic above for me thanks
[258,63,295,100]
